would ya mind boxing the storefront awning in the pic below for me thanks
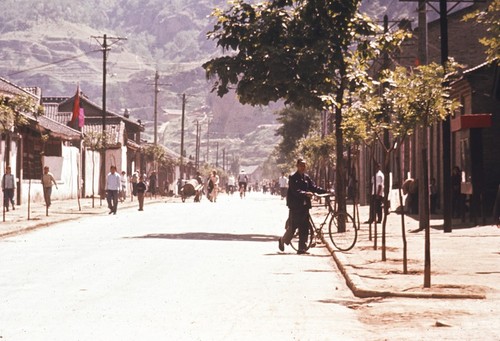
[451,114,493,132]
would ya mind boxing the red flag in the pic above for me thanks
[78,108,85,128]
[70,84,80,127]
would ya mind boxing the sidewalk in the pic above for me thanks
[311,204,500,300]
[0,195,171,238]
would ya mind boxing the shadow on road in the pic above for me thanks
[126,232,279,243]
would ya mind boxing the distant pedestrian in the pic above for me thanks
[365,162,384,224]
[208,170,219,202]
[131,170,139,197]
[120,171,128,202]
[137,175,147,211]
[452,166,462,218]
[278,172,288,200]
[106,165,121,215]
[227,173,235,194]
[41,166,58,208]
[149,171,157,196]
[430,178,438,214]
[2,166,16,211]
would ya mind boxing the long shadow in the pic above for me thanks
[126,232,279,243]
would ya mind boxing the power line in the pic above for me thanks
[6,49,101,77]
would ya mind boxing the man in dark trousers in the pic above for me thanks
[278,158,327,254]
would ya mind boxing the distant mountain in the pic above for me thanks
[1,0,465,166]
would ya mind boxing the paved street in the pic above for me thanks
[1,192,499,340]
[0,193,369,341]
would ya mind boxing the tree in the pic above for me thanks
[0,93,43,167]
[83,131,113,207]
[463,0,500,62]
[203,0,381,215]
[345,62,461,285]
[298,134,335,187]
[142,144,176,174]
[0,94,43,132]
[274,106,320,164]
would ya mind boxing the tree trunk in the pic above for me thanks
[334,67,347,232]
[395,148,409,274]
[422,137,431,287]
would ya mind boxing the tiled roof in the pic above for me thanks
[0,77,38,98]
[23,113,81,141]
[142,142,179,161]
[57,95,144,129]
[82,116,123,146]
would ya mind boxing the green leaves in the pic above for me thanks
[0,94,43,133]
[463,0,500,62]
[203,0,372,110]
[343,60,461,149]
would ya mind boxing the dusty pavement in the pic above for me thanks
[6,195,500,301]
[1,193,499,340]
[308,202,500,340]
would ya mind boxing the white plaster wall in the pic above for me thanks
[21,145,80,204]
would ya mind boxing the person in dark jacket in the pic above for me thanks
[137,175,147,211]
[278,158,327,254]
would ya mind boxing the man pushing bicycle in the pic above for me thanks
[278,158,327,254]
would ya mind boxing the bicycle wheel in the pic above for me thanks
[286,217,314,252]
[328,211,357,251]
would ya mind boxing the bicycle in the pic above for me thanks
[239,183,246,199]
[284,193,357,252]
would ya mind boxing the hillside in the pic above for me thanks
[0,0,446,166]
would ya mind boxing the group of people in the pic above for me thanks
[2,165,58,212]
[106,167,159,214]
[277,158,469,255]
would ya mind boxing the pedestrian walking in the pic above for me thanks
[120,171,128,202]
[278,158,327,254]
[452,166,463,218]
[365,162,384,224]
[41,166,58,208]
[137,175,147,211]
[149,171,157,197]
[131,170,139,197]
[2,166,16,211]
[278,172,288,200]
[106,165,121,215]
[208,170,219,202]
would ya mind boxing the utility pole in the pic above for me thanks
[439,0,452,234]
[195,120,200,169]
[151,71,171,146]
[216,142,219,168]
[180,93,186,178]
[206,120,210,164]
[91,34,126,198]
[154,71,159,145]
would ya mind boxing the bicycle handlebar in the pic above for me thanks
[314,192,335,198]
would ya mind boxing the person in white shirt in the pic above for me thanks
[208,170,220,202]
[365,162,384,224]
[227,174,236,194]
[278,172,288,200]
[106,165,121,214]
[120,171,128,202]
[41,166,58,208]
[2,166,16,211]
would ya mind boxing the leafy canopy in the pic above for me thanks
[0,94,44,132]
[463,0,500,62]
[203,0,378,110]
[342,61,462,150]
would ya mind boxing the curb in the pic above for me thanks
[0,216,79,239]
[320,234,487,300]
[0,198,170,239]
